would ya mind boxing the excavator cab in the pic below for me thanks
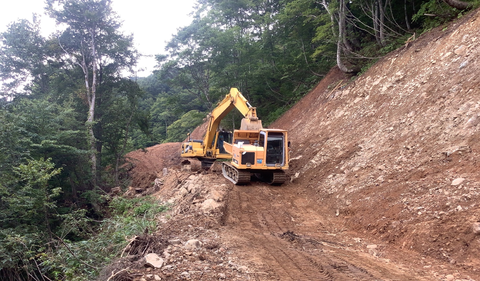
[262,131,286,166]
[182,129,232,167]
[215,130,232,154]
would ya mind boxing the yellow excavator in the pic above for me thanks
[181,88,289,185]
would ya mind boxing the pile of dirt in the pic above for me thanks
[117,8,480,281]
[101,168,255,281]
[125,143,182,191]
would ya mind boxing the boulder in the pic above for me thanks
[184,239,202,251]
[473,222,480,235]
[145,253,164,268]
[201,199,221,212]
[451,178,465,186]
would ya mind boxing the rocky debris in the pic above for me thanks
[110,186,122,195]
[451,178,465,186]
[269,9,480,279]
[209,187,225,202]
[290,172,300,182]
[465,114,480,127]
[145,253,164,268]
[184,239,202,251]
[102,168,251,281]
[168,239,181,245]
[366,244,379,256]
[160,173,228,215]
[201,199,221,212]
[473,222,480,235]
[153,178,164,190]
[445,274,455,281]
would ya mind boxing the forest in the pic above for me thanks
[0,0,477,280]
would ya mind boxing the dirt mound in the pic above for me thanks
[125,143,182,190]
[185,118,209,141]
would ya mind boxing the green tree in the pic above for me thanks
[0,19,54,97]
[0,158,61,280]
[47,0,138,187]
[99,78,144,185]
[166,110,206,142]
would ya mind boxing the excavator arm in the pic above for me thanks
[181,88,262,162]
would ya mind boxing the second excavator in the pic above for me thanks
[181,88,289,185]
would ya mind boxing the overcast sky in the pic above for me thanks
[0,0,197,77]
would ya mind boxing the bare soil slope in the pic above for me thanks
[271,9,480,275]
[119,9,480,281]
[125,143,182,190]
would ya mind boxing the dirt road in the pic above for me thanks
[221,181,432,281]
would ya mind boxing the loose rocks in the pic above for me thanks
[451,178,465,186]
[145,253,164,268]
[473,222,480,235]
[184,239,202,251]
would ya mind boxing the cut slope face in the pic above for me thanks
[272,9,480,271]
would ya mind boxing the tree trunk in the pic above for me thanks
[404,0,411,30]
[87,30,98,187]
[339,0,353,52]
[379,0,386,46]
[336,41,350,73]
[443,0,472,10]
[320,0,338,38]
[336,0,355,73]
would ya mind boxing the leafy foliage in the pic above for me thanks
[40,196,168,281]
[166,110,206,142]
[0,158,61,277]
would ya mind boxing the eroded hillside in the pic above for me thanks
[119,9,480,281]
[271,8,480,273]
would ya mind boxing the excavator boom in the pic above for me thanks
[181,88,262,161]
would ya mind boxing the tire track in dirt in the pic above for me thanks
[229,186,325,280]
[221,182,433,281]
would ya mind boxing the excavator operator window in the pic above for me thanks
[217,130,232,154]
[266,132,284,166]
[259,132,265,148]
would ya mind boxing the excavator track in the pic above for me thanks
[269,170,287,185]
[222,162,251,185]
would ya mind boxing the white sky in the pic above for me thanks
[0,0,197,77]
